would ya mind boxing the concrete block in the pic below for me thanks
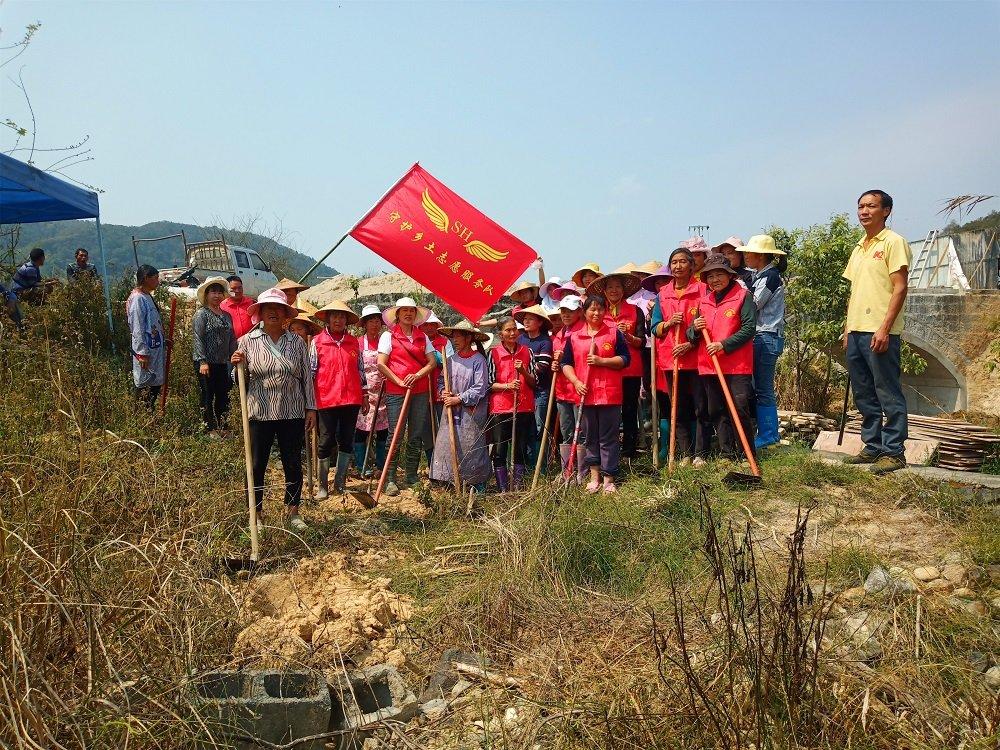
[192,670,331,750]
[336,664,418,730]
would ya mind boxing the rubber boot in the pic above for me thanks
[403,444,421,487]
[493,465,509,493]
[754,405,780,450]
[316,458,330,499]
[513,464,526,490]
[425,448,434,473]
[374,438,388,477]
[576,449,588,484]
[334,451,351,493]
[658,419,670,465]
[353,442,367,477]
[559,445,572,475]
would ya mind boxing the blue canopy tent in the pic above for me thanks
[0,152,114,336]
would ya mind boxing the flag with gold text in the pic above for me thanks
[350,164,538,322]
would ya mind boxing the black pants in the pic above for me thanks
[136,385,161,412]
[621,376,642,458]
[488,412,534,466]
[196,362,232,431]
[656,369,699,458]
[249,418,304,513]
[317,405,361,459]
[703,374,756,460]
[694,375,712,458]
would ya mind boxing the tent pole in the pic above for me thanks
[95,216,116,352]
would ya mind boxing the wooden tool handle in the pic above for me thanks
[700,329,760,477]
[375,388,413,502]
[237,362,260,561]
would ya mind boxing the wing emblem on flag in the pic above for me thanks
[421,190,449,232]
[463,240,509,262]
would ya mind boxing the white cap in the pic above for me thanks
[359,304,381,320]
[541,295,560,315]
[423,312,442,326]
[558,294,583,311]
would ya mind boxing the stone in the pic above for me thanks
[985,666,1000,690]
[967,651,990,674]
[986,565,1000,584]
[419,649,486,703]
[419,698,448,722]
[952,587,977,600]
[913,566,940,582]
[942,564,968,584]
[864,566,891,594]
[451,679,472,698]
[887,577,917,596]
[991,597,1000,611]
[710,611,723,626]
[949,597,988,617]
[925,578,955,594]
[840,586,867,604]
[942,551,966,566]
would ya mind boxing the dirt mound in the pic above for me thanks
[302,272,428,308]
[234,551,412,667]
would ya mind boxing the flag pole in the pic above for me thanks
[298,163,421,284]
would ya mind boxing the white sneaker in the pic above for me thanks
[288,515,308,531]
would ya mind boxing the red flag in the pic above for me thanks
[350,164,537,323]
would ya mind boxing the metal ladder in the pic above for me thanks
[910,229,939,288]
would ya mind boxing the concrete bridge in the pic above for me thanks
[901,289,1000,415]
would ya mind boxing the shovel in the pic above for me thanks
[700,329,762,487]
[349,383,386,509]
[650,334,659,470]
[372,387,414,505]
[564,338,596,485]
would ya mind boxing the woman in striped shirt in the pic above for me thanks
[230,287,316,532]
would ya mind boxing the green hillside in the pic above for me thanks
[3,219,338,282]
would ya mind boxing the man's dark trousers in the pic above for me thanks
[846,332,908,458]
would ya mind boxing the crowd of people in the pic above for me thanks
[5,190,911,530]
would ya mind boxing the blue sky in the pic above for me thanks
[2,1,998,278]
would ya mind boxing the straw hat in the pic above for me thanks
[359,304,382,322]
[513,304,553,331]
[248,287,298,318]
[382,296,431,326]
[275,277,309,293]
[585,264,642,297]
[712,235,745,253]
[539,276,563,298]
[296,298,319,317]
[741,234,786,255]
[640,265,673,293]
[632,260,662,277]
[439,319,490,343]
[314,299,360,325]
[289,312,322,336]
[700,254,738,277]
[550,280,582,301]
[681,236,711,254]
[196,276,229,306]
[571,262,602,287]
[508,280,540,300]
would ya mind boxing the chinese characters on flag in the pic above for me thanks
[350,164,538,323]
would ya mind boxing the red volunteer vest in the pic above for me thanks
[313,329,363,408]
[385,325,431,395]
[426,333,449,402]
[605,300,644,378]
[552,322,582,404]
[566,323,624,406]
[696,283,754,376]
[489,344,535,414]
[654,279,704,391]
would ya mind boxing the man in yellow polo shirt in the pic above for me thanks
[842,189,911,474]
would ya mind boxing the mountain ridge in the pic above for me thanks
[4,219,338,282]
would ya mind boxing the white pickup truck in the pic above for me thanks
[160,239,279,298]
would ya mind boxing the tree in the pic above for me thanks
[772,213,924,413]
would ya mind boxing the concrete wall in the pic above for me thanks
[902,290,1000,415]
